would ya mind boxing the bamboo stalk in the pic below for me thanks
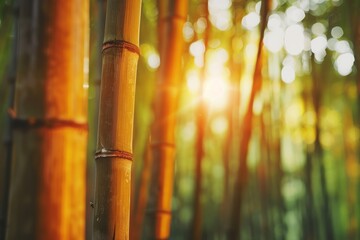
[86,1,106,239]
[149,0,188,239]
[6,1,89,239]
[92,0,141,239]
[0,3,18,239]
[311,58,334,240]
[304,146,317,240]
[259,107,272,240]
[228,0,270,238]
[221,5,245,234]
[343,108,358,240]
[192,2,209,239]
[131,138,153,240]
[301,77,318,240]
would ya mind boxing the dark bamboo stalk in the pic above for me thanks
[192,2,209,239]
[311,59,334,240]
[304,146,317,240]
[221,4,244,235]
[302,77,317,240]
[131,138,153,240]
[0,3,18,239]
[228,0,270,238]
[6,1,89,239]
[348,2,360,231]
[86,1,106,239]
[92,0,142,239]
[259,107,273,240]
[343,108,358,240]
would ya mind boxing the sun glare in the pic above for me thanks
[286,6,305,23]
[264,29,284,53]
[186,70,200,93]
[183,22,194,42]
[209,0,232,31]
[190,40,205,57]
[284,24,305,55]
[335,52,355,76]
[242,12,260,30]
[203,77,229,110]
[281,65,296,84]
[331,26,343,39]
[267,13,282,31]
[210,116,228,135]
[147,53,160,69]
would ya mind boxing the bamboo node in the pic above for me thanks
[95,148,133,161]
[11,117,88,130]
[102,40,140,55]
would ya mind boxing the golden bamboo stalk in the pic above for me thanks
[92,0,141,239]
[150,0,188,239]
[6,1,89,239]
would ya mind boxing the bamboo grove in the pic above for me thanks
[0,0,360,239]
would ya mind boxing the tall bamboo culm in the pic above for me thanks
[0,2,18,239]
[228,0,269,238]
[92,0,142,239]
[6,0,89,239]
[192,1,209,239]
[149,0,187,239]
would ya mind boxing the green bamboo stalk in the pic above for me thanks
[86,1,106,239]
[92,0,142,239]
[6,1,89,239]
[311,58,334,240]
[0,2,18,239]
[343,108,358,240]
[259,106,272,240]
[302,77,318,240]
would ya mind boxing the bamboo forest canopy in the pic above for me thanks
[0,0,360,239]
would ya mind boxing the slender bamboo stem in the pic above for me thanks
[311,59,334,240]
[131,138,153,240]
[228,0,269,238]
[6,1,89,239]
[221,5,244,234]
[149,1,187,239]
[259,107,272,239]
[86,1,106,239]
[343,108,359,240]
[0,3,18,239]
[302,77,317,240]
[93,0,141,239]
[192,2,209,239]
